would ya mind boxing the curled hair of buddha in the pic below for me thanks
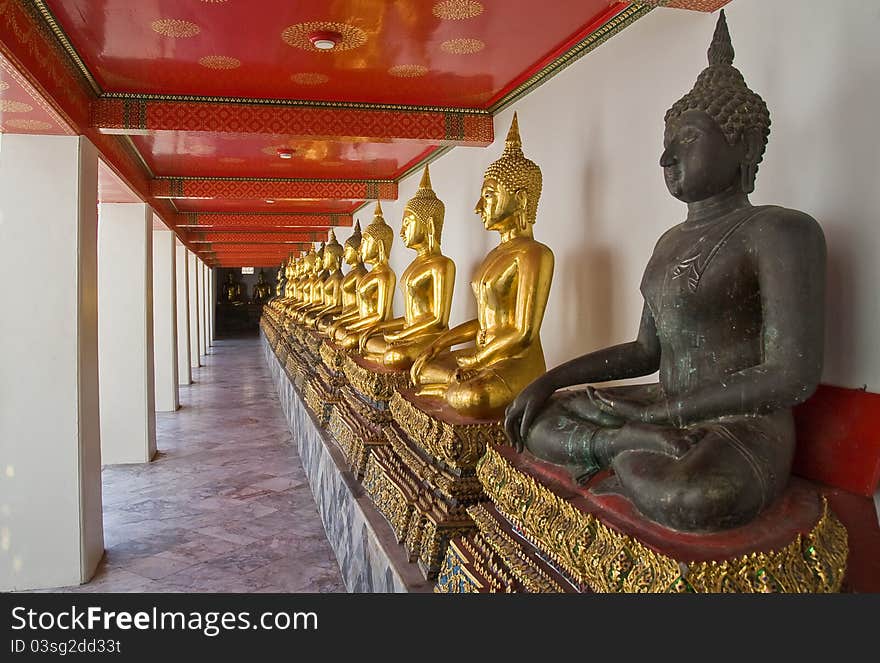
[363,200,394,251]
[325,228,344,260]
[483,112,542,223]
[405,165,445,240]
[665,11,771,178]
[344,219,362,251]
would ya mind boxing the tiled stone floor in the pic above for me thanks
[46,335,346,593]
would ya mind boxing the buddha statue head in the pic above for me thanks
[343,220,363,266]
[476,112,542,234]
[301,249,316,276]
[323,229,344,270]
[361,201,394,266]
[402,164,445,253]
[662,10,770,202]
[313,243,325,275]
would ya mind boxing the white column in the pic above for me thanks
[188,251,201,368]
[206,265,214,346]
[197,260,207,357]
[175,241,192,385]
[0,135,103,590]
[98,202,157,464]
[210,268,216,342]
[152,228,179,412]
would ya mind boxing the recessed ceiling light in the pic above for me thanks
[277,149,294,159]
[309,30,342,50]
[265,199,276,204]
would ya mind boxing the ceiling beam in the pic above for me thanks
[92,98,494,146]
[192,231,327,244]
[151,178,396,201]
[176,212,351,229]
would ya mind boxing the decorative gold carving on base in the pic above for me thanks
[343,356,410,402]
[390,391,506,470]
[469,444,849,593]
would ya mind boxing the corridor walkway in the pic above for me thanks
[48,335,345,593]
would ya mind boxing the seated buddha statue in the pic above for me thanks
[252,269,273,304]
[301,230,345,326]
[410,113,554,419]
[293,243,329,323]
[289,247,321,315]
[504,11,826,533]
[223,272,243,304]
[272,260,286,301]
[319,221,366,335]
[332,202,397,351]
[357,165,455,371]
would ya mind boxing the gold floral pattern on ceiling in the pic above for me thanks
[0,80,9,91]
[388,64,428,78]
[440,38,485,54]
[4,118,53,130]
[198,55,242,70]
[433,1,484,21]
[281,22,367,53]
[291,73,330,85]
[151,19,201,38]
[0,99,34,112]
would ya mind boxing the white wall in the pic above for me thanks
[0,135,104,590]
[332,0,880,392]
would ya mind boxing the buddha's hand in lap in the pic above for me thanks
[588,386,672,425]
[504,376,557,452]
[411,345,441,386]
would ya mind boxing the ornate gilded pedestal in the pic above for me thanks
[364,389,507,579]
[436,443,849,593]
[328,352,409,479]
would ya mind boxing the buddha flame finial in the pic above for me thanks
[708,9,734,67]
[505,110,523,153]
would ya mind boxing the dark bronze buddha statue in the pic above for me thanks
[504,11,826,533]
[252,269,273,304]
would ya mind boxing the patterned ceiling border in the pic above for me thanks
[153,175,395,184]
[487,2,653,114]
[31,0,102,95]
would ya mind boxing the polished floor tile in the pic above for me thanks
[44,334,345,593]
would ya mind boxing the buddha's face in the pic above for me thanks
[475,177,521,231]
[323,250,340,270]
[343,244,359,266]
[360,234,378,264]
[401,209,427,249]
[661,109,745,203]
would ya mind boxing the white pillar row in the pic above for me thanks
[200,262,209,353]
[205,264,214,346]
[98,202,157,465]
[152,228,179,412]
[197,260,207,358]
[0,135,103,590]
[175,241,192,385]
[188,251,201,369]
[209,267,216,342]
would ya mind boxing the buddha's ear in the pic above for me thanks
[377,238,387,263]
[426,216,436,252]
[514,188,529,229]
[740,127,763,194]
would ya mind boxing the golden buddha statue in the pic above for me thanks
[223,271,244,304]
[273,260,286,300]
[319,221,366,335]
[293,243,329,322]
[332,202,397,350]
[301,230,345,326]
[357,165,455,371]
[410,113,554,419]
[290,247,320,314]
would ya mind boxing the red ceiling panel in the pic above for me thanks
[44,0,629,108]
